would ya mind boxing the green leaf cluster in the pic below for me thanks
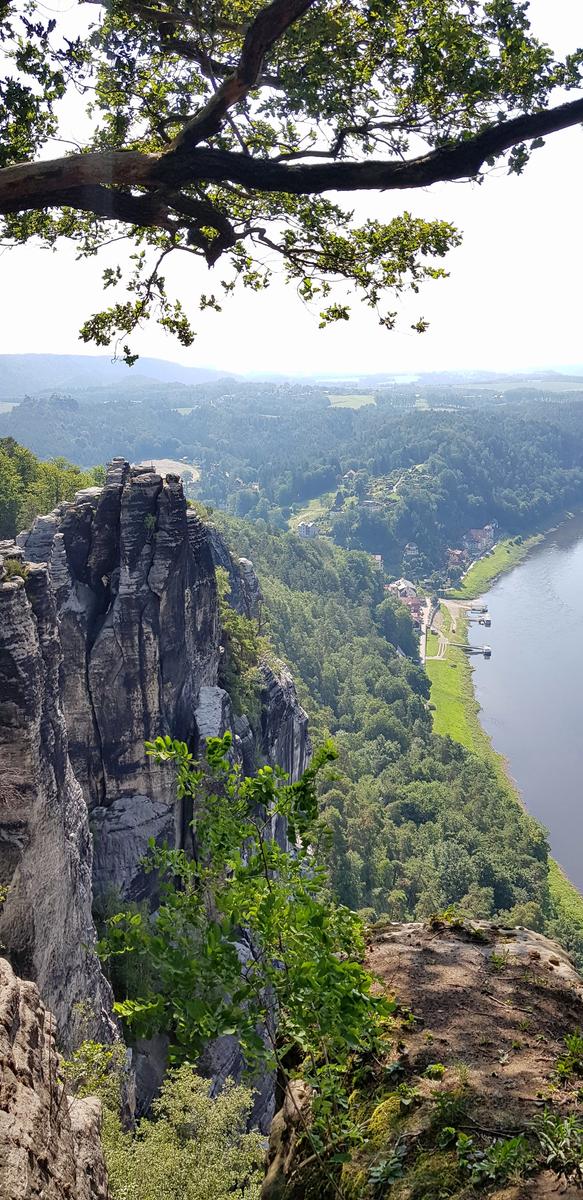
[3,0,580,352]
[0,436,103,539]
[64,1046,264,1200]
[98,734,393,1152]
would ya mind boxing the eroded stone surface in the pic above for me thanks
[0,957,109,1200]
[5,464,310,1112]
[0,559,113,1048]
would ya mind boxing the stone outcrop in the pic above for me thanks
[262,919,583,1200]
[0,550,113,1049]
[260,661,310,783]
[0,957,108,1200]
[207,524,263,621]
[19,461,220,816]
[2,461,309,1077]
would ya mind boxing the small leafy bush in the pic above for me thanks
[2,557,28,580]
[468,1134,533,1185]
[533,1110,583,1182]
[424,1063,446,1079]
[431,1086,470,1130]
[368,1145,407,1193]
[105,1066,264,1200]
[557,1031,583,1081]
[489,950,510,972]
[61,1039,126,1110]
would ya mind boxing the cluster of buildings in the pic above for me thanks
[462,522,497,555]
[447,522,497,570]
[386,577,424,627]
[297,520,318,539]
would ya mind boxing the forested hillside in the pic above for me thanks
[0,438,104,539]
[5,383,583,578]
[4,438,582,966]
[208,509,583,965]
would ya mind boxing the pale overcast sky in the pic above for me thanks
[0,0,581,376]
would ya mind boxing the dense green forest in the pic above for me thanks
[5,382,583,578]
[207,510,583,966]
[0,437,104,540]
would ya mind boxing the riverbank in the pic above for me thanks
[446,533,544,600]
[446,504,583,601]
[426,604,583,952]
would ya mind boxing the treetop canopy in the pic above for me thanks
[2,0,582,358]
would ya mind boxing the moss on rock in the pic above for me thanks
[392,1150,461,1200]
[367,1094,403,1144]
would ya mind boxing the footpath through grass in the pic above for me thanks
[446,534,543,600]
[427,604,583,942]
[426,610,478,750]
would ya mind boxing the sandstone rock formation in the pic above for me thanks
[207,525,264,621]
[15,461,309,911]
[0,956,108,1200]
[19,461,220,816]
[1,463,309,1092]
[0,549,113,1049]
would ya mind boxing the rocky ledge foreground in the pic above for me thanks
[265,919,583,1200]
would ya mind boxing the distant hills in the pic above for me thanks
[0,355,234,400]
[2,354,583,402]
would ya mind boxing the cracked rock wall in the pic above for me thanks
[1,460,310,1056]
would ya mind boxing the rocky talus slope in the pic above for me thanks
[264,919,583,1200]
[0,957,108,1200]
[0,461,309,1092]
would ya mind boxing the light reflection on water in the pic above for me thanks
[469,516,583,890]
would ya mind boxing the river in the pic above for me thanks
[469,515,583,891]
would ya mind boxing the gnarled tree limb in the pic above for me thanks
[1,91,583,231]
[171,0,316,151]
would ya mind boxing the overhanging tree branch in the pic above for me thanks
[160,95,583,191]
[3,0,583,355]
[2,95,582,225]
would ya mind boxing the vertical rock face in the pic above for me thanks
[206,525,264,621]
[0,553,113,1050]
[0,957,109,1200]
[18,462,223,905]
[260,662,310,783]
[20,461,220,816]
[3,461,310,1058]
[20,473,309,883]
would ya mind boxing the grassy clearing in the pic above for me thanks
[425,628,440,657]
[426,620,477,750]
[150,458,200,480]
[447,534,543,600]
[427,606,583,932]
[288,493,333,531]
[327,393,376,409]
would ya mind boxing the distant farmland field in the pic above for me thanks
[327,393,376,409]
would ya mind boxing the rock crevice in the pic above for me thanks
[2,461,310,1054]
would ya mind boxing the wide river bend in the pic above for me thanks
[469,515,583,891]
